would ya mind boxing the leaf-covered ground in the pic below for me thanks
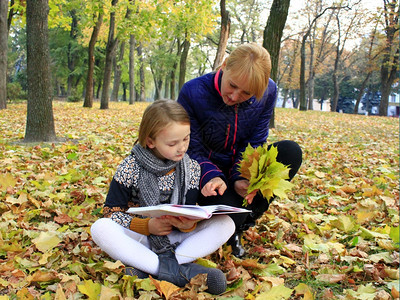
[0,101,398,300]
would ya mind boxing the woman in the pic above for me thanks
[177,43,302,257]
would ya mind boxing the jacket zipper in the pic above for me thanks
[224,124,230,150]
[231,104,238,151]
[231,105,238,163]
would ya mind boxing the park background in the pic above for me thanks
[0,0,399,120]
[0,0,399,299]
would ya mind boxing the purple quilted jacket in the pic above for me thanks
[177,70,277,189]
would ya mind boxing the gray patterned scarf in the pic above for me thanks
[131,144,191,253]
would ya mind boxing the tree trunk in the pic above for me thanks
[331,15,341,113]
[122,82,127,101]
[293,90,300,109]
[83,12,103,108]
[170,70,176,100]
[7,0,14,32]
[129,34,135,104]
[24,0,56,142]
[137,42,145,101]
[263,0,290,127]
[307,24,316,110]
[263,0,290,83]
[331,68,339,112]
[379,0,399,116]
[111,4,131,103]
[212,0,230,71]
[67,10,78,97]
[353,72,371,114]
[299,6,337,111]
[0,0,7,109]
[299,33,308,111]
[164,74,170,98]
[170,40,182,100]
[308,74,315,110]
[282,89,288,108]
[178,35,190,93]
[150,64,163,100]
[100,0,119,109]
[331,28,341,113]
[96,80,101,99]
[283,39,300,109]
[111,40,125,102]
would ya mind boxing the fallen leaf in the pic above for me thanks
[99,286,121,300]
[103,260,124,271]
[392,286,399,298]
[77,280,102,300]
[315,274,346,283]
[0,173,17,192]
[55,284,67,300]
[294,283,314,300]
[27,270,59,283]
[54,214,74,224]
[159,280,180,299]
[32,231,62,253]
[255,284,293,299]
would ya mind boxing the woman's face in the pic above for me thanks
[220,68,254,106]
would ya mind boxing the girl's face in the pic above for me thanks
[220,67,254,106]
[146,121,190,162]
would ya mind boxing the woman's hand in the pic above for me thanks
[148,217,174,235]
[163,216,198,231]
[234,179,258,204]
[201,177,227,197]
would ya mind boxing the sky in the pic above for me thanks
[284,0,384,49]
[289,0,382,12]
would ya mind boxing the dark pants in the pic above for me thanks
[197,140,302,232]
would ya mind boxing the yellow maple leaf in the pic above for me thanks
[0,173,16,192]
[239,144,294,205]
[32,231,62,253]
[294,283,314,300]
[78,280,102,300]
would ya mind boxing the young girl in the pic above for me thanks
[90,99,235,295]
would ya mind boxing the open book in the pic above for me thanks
[126,204,251,220]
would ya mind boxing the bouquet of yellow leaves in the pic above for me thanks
[238,143,294,206]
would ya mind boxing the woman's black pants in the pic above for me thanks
[197,140,303,232]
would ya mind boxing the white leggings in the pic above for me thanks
[90,215,235,276]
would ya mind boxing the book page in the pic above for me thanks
[126,204,250,219]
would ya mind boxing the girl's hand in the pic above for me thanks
[148,217,173,235]
[163,216,198,231]
[201,177,227,197]
[234,179,258,204]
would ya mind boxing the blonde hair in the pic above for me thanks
[137,99,190,147]
[224,43,271,100]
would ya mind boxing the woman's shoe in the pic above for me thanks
[227,232,246,258]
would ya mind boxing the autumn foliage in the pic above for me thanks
[0,102,398,299]
[239,144,294,204]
